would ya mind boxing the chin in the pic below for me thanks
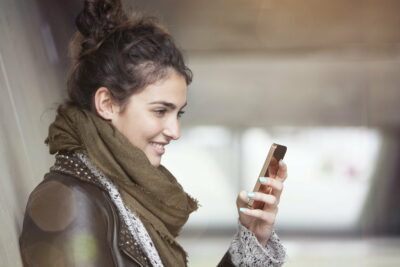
[149,157,161,167]
[143,148,162,166]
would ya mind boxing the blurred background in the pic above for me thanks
[1,0,400,266]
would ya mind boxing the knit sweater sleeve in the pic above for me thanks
[217,221,286,267]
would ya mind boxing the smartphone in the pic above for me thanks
[247,143,287,209]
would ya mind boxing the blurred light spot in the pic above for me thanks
[182,126,232,147]
[165,125,381,232]
[23,242,65,267]
[29,181,76,231]
[70,233,98,264]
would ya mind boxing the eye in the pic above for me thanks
[154,109,166,116]
[177,110,185,118]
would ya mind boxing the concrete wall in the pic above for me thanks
[0,0,63,265]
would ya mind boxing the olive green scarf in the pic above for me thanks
[46,105,198,266]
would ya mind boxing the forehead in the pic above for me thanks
[134,71,187,104]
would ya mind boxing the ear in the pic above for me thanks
[94,87,119,120]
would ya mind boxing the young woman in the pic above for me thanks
[19,0,287,266]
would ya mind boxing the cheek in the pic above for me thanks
[113,109,164,148]
[125,117,163,145]
[141,119,164,138]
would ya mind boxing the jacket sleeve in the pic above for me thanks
[217,221,286,267]
[19,177,119,267]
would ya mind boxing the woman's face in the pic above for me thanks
[111,70,187,166]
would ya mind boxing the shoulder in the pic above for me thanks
[24,171,115,232]
[19,171,123,267]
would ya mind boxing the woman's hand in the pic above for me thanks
[236,160,287,246]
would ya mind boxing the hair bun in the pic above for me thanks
[75,0,126,50]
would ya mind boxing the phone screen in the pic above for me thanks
[248,143,287,209]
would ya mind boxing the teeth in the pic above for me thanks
[151,142,164,149]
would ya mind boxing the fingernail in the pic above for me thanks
[240,208,248,213]
[279,159,285,165]
[259,177,267,183]
[247,192,255,198]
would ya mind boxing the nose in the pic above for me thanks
[163,118,181,140]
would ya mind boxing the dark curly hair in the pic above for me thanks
[67,0,192,111]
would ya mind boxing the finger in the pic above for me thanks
[267,158,279,178]
[239,207,277,225]
[276,160,288,181]
[236,190,249,208]
[247,191,278,209]
[259,177,284,199]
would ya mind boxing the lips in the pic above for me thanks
[150,141,168,155]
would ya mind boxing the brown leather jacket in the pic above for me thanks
[19,170,234,267]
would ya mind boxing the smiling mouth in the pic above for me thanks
[150,142,166,155]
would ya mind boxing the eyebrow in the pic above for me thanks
[149,101,187,110]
